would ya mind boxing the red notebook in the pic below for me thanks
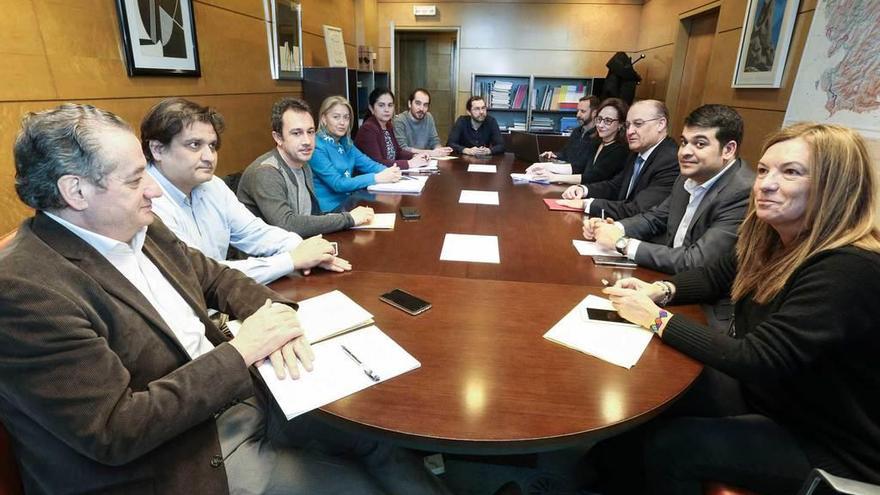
[543,198,583,212]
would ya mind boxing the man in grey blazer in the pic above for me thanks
[0,104,449,494]
[585,104,754,274]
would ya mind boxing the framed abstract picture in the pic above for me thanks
[732,0,799,88]
[115,0,201,76]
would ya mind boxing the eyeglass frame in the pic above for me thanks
[593,116,620,126]
[623,117,664,130]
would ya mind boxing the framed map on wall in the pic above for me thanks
[784,0,880,140]
[732,0,799,88]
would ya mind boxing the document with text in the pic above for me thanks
[544,295,653,368]
[459,190,500,205]
[258,325,421,419]
[440,233,500,263]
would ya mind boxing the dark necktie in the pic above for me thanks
[626,156,645,199]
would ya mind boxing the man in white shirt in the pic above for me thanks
[0,103,450,495]
[142,98,350,284]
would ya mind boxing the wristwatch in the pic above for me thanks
[615,236,630,256]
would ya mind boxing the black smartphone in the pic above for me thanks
[400,206,421,220]
[380,289,432,315]
[591,255,638,268]
[586,307,631,325]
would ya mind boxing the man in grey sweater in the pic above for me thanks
[392,88,453,156]
[238,97,374,237]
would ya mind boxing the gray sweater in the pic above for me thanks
[237,149,354,237]
[392,111,440,151]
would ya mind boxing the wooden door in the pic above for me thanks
[672,9,719,137]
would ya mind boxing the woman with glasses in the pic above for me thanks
[597,123,880,493]
[529,98,629,185]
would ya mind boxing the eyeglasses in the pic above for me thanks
[624,117,663,130]
[594,116,619,126]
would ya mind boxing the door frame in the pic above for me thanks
[390,25,461,124]
[665,1,721,129]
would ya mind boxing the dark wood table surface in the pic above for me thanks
[269,154,702,454]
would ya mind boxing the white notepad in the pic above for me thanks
[439,233,500,263]
[510,173,550,184]
[258,325,421,419]
[402,161,439,173]
[458,190,500,205]
[225,290,374,344]
[350,213,396,230]
[572,240,624,257]
[433,156,457,161]
[367,175,429,194]
[467,164,497,173]
[544,295,653,369]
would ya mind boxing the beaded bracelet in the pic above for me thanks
[649,309,669,334]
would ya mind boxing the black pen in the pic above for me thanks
[341,345,381,382]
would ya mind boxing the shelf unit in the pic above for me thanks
[471,73,604,134]
[302,67,390,136]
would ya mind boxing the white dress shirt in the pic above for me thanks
[149,165,303,284]
[44,212,214,359]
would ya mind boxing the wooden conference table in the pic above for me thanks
[269,153,702,455]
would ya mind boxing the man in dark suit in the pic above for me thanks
[559,99,679,219]
[585,104,754,274]
[0,104,449,494]
[586,104,754,331]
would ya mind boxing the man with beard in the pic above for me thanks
[392,88,453,156]
[446,96,505,155]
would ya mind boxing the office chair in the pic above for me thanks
[705,469,880,495]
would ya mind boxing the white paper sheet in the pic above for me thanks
[526,162,572,175]
[402,161,439,173]
[572,240,624,257]
[367,175,428,194]
[258,325,421,419]
[350,213,397,230]
[543,295,653,368]
[439,233,500,263]
[458,190,500,205]
[467,164,497,173]
[433,156,458,161]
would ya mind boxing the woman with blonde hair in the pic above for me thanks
[601,123,880,493]
[309,95,401,212]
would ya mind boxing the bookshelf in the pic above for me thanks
[471,73,604,134]
[472,74,530,132]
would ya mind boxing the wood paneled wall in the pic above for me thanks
[0,0,360,235]
[637,0,819,165]
[376,0,642,117]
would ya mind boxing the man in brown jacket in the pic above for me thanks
[0,104,449,494]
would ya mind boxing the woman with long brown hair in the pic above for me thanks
[602,123,880,493]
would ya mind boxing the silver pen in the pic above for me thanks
[341,345,381,382]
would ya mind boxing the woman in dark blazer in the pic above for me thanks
[354,88,429,169]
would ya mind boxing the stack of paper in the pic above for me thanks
[527,162,572,175]
[295,290,375,342]
[367,175,429,194]
[259,325,421,419]
[544,295,653,368]
[351,213,396,230]
[439,233,500,263]
[571,240,623,257]
[402,160,439,173]
[510,173,550,184]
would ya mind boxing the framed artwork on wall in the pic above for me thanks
[323,25,348,68]
[731,0,799,88]
[114,0,201,77]
[265,0,303,80]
